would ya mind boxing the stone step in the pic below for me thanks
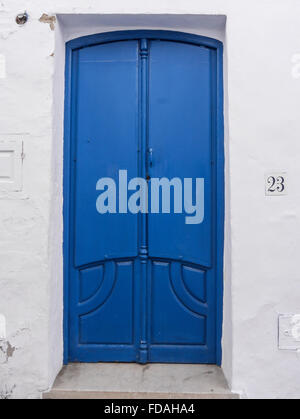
[43,363,239,400]
[44,390,238,399]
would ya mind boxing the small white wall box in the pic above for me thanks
[278,314,300,350]
[0,139,23,191]
[0,314,6,340]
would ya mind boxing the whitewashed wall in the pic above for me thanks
[0,0,300,399]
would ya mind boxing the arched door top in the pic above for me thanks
[66,30,223,52]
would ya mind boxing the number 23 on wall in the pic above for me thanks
[265,173,287,196]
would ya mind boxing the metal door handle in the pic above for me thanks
[148,148,153,167]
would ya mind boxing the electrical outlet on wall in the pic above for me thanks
[278,314,300,350]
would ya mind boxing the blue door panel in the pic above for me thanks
[148,345,216,364]
[148,41,212,267]
[66,32,223,364]
[79,265,104,303]
[74,41,139,267]
[79,261,134,345]
[150,261,206,345]
[69,259,140,362]
[182,265,207,303]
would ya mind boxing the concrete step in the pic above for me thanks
[43,363,239,399]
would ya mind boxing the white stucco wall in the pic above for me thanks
[0,0,300,399]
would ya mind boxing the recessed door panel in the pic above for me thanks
[150,261,206,345]
[79,261,134,345]
[74,41,139,267]
[148,41,212,267]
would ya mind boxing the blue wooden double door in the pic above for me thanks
[66,33,223,364]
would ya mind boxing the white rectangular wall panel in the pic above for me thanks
[278,314,300,350]
[0,138,23,192]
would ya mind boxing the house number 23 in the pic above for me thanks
[265,173,287,196]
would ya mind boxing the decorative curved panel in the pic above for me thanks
[151,260,207,345]
[79,265,104,303]
[182,265,207,304]
[79,260,134,345]
[78,261,116,316]
[170,263,207,316]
